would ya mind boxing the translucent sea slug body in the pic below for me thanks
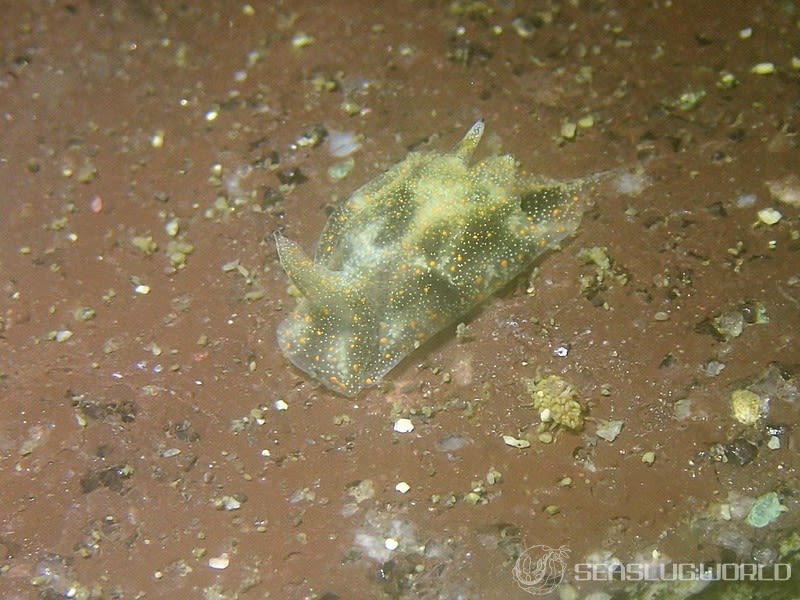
[276,120,590,396]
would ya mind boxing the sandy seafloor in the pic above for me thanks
[1,1,799,598]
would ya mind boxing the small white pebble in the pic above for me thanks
[384,538,399,551]
[395,481,411,494]
[560,121,577,140]
[223,496,241,511]
[208,554,229,570]
[55,329,73,343]
[221,259,240,272]
[151,129,165,148]
[767,435,781,450]
[393,418,414,433]
[751,62,775,75]
[165,218,180,237]
[291,32,315,49]
[134,284,151,295]
[274,399,289,411]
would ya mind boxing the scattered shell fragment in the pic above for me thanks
[751,62,775,75]
[595,419,624,442]
[712,310,744,339]
[327,129,362,157]
[436,433,469,452]
[165,218,180,237]
[348,479,375,503]
[291,32,315,49]
[77,160,97,183]
[502,435,530,449]
[393,418,414,433]
[766,174,800,208]
[132,235,158,255]
[167,240,194,268]
[221,259,240,273]
[395,481,410,494]
[613,170,651,197]
[736,193,757,208]
[208,554,230,570]
[328,157,355,181]
[717,70,739,89]
[73,307,96,322]
[18,425,51,456]
[53,329,73,342]
[675,88,706,111]
[294,124,327,149]
[151,129,165,148]
[511,16,536,38]
[757,207,782,225]
[702,360,726,377]
[560,120,577,140]
[220,495,242,511]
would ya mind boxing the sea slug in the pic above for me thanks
[276,120,592,396]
